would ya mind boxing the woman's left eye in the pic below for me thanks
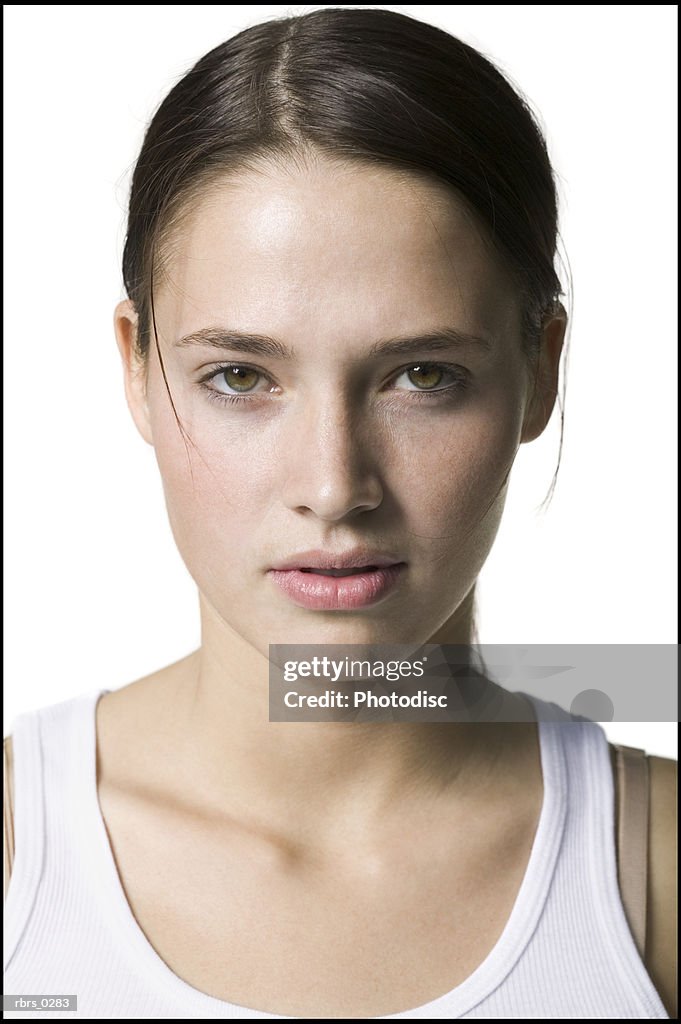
[391,363,467,392]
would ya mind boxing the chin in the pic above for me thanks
[266,614,432,650]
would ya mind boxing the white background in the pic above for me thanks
[4,5,677,756]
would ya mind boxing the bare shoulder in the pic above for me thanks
[4,735,15,902]
[3,655,197,903]
[647,754,677,1019]
[98,650,199,734]
[96,650,200,798]
[608,742,677,1018]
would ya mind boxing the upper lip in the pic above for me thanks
[270,549,405,571]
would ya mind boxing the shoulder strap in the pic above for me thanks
[613,742,649,960]
[4,735,15,900]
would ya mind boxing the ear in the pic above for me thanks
[114,299,153,446]
[520,303,567,444]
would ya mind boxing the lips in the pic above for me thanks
[267,548,406,609]
[300,565,379,577]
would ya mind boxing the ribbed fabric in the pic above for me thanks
[3,688,670,1019]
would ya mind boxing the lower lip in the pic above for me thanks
[268,564,406,610]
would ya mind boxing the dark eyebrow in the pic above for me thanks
[174,325,493,358]
[174,327,293,359]
[367,328,493,358]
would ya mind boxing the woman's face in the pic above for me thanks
[117,156,544,653]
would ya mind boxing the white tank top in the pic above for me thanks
[3,688,670,1019]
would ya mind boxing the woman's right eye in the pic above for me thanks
[211,365,264,394]
[195,363,278,408]
[198,364,278,405]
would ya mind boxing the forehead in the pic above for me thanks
[156,156,521,347]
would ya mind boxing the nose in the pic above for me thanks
[280,392,384,521]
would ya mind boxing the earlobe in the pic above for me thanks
[113,298,154,446]
[521,305,567,444]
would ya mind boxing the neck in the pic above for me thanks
[152,588,529,843]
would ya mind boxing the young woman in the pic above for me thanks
[4,8,676,1019]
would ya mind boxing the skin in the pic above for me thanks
[78,153,671,1016]
[122,160,557,652]
[111,153,567,831]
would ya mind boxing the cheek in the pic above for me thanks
[146,384,273,570]
[387,390,524,536]
[154,437,269,567]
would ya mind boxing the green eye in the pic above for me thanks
[391,362,469,397]
[404,364,445,389]
[393,362,450,389]
[220,366,261,392]
[200,362,276,406]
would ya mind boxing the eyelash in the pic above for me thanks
[197,362,471,408]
